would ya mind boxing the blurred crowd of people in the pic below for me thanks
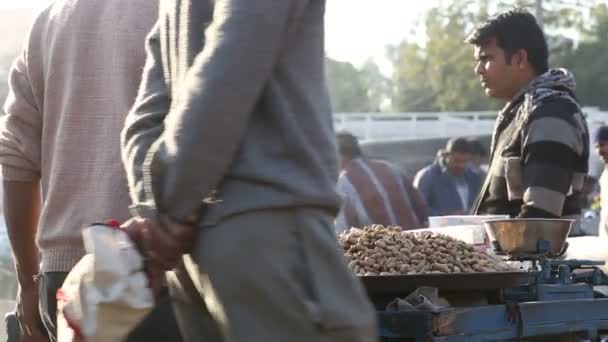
[586,126,608,238]
[335,133,489,232]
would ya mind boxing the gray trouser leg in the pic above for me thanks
[170,208,378,342]
[39,272,68,342]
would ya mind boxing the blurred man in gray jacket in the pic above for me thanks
[120,0,377,341]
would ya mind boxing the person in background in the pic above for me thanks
[594,126,608,238]
[335,132,428,232]
[414,137,483,216]
[0,1,179,341]
[466,9,589,219]
[583,144,604,209]
[467,137,488,177]
[119,0,378,341]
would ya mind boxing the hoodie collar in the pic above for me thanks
[525,68,576,94]
[509,68,576,109]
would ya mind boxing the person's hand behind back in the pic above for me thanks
[121,216,197,297]
[16,283,49,342]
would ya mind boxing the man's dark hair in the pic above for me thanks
[467,138,487,157]
[337,132,362,159]
[445,137,471,155]
[465,8,548,75]
[594,126,608,144]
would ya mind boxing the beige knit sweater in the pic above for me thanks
[0,0,157,272]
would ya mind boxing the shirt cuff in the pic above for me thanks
[129,202,159,220]
[1,165,40,182]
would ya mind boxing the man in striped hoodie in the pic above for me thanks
[467,9,589,219]
[335,132,428,231]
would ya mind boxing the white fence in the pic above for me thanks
[335,108,608,142]
[334,111,496,142]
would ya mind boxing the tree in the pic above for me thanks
[325,58,370,112]
[358,60,393,112]
[389,2,497,112]
[325,57,390,113]
[389,41,438,111]
[556,3,608,109]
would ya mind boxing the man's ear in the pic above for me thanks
[511,49,528,70]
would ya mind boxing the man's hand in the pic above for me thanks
[121,217,162,298]
[121,216,197,284]
[142,215,197,271]
[16,284,48,342]
[121,217,147,252]
[3,180,45,340]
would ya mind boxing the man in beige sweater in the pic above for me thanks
[0,1,166,341]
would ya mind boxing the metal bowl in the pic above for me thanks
[483,218,573,256]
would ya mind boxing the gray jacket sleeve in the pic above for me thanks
[121,22,169,218]
[143,0,298,223]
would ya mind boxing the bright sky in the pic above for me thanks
[0,0,437,69]
[0,0,45,9]
[325,0,439,67]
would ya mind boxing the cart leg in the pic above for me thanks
[588,329,599,342]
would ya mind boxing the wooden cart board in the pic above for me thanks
[360,271,536,297]
[379,299,608,341]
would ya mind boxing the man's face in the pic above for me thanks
[468,154,483,167]
[596,141,608,164]
[473,38,522,101]
[445,152,469,177]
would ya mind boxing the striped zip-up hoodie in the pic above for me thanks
[474,69,589,218]
[335,158,428,232]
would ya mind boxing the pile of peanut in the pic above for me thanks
[338,225,515,276]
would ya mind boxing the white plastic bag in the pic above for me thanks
[57,224,155,342]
